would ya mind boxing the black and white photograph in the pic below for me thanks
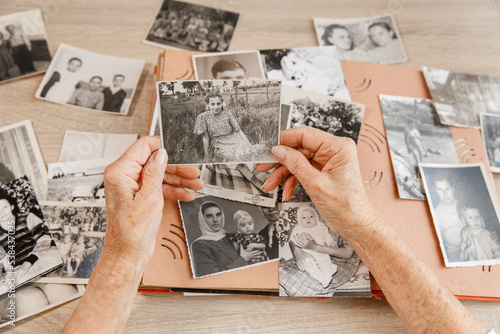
[260,46,351,100]
[278,202,371,297]
[0,120,48,200]
[0,283,84,328]
[144,0,240,52]
[419,163,500,267]
[379,95,458,200]
[47,158,112,203]
[198,163,277,208]
[481,113,500,173]
[313,14,407,64]
[193,50,266,80]
[158,79,281,165]
[422,66,500,128]
[59,130,137,162]
[35,43,145,115]
[0,9,51,83]
[36,202,106,283]
[282,85,365,142]
[0,177,63,296]
[149,97,161,136]
[179,195,279,279]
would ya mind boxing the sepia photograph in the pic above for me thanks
[35,43,145,115]
[481,113,500,173]
[0,9,51,83]
[422,66,500,128]
[313,14,407,64]
[179,195,279,279]
[282,85,365,142]
[0,177,63,296]
[278,202,371,297]
[193,50,266,80]
[144,0,240,52]
[0,283,84,328]
[260,46,350,100]
[0,119,48,200]
[158,79,281,165]
[59,130,137,162]
[36,202,106,284]
[420,163,500,267]
[379,95,458,200]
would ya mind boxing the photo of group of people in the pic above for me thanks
[144,0,240,52]
[35,43,145,115]
[0,9,51,83]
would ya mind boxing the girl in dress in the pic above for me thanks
[366,22,406,64]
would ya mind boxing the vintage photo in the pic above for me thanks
[379,95,458,200]
[420,163,500,267]
[0,9,51,83]
[278,202,371,297]
[36,202,106,283]
[0,177,63,296]
[144,0,240,52]
[0,283,84,328]
[481,113,500,173]
[422,66,500,128]
[260,46,351,100]
[313,14,407,64]
[59,130,137,162]
[158,79,281,165]
[193,50,266,80]
[47,158,112,203]
[35,43,145,115]
[0,120,48,200]
[282,85,365,142]
[198,163,277,208]
[179,195,279,279]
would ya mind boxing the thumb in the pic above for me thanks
[138,148,168,199]
[271,145,320,188]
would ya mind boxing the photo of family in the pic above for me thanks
[422,66,500,128]
[313,14,407,64]
[379,95,458,200]
[35,43,145,115]
[420,163,500,267]
[193,50,266,80]
[144,0,240,52]
[37,202,106,283]
[179,195,279,279]
[0,9,51,83]
[278,202,371,297]
[158,79,281,165]
[481,113,500,173]
[260,46,351,100]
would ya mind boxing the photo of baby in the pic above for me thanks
[229,210,269,264]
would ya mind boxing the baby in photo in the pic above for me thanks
[290,206,338,287]
[459,205,500,261]
[229,210,268,264]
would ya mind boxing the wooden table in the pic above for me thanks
[2,0,500,332]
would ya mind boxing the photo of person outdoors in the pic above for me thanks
[158,80,281,165]
[481,113,500,173]
[193,50,266,80]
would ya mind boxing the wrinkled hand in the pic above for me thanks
[102,136,204,264]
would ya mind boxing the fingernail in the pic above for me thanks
[155,148,167,164]
[196,168,202,177]
[272,146,287,160]
[262,179,269,190]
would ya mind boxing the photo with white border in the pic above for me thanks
[481,113,500,173]
[193,50,266,80]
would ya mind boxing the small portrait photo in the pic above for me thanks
[278,202,371,297]
[37,202,106,283]
[481,113,500,173]
[35,43,145,115]
[313,14,407,64]
[379,95,458,200]
[0,9,51,83]
[198,163,278,208]
[420,163,500,267]
[260,46,350,100]
[281,85,365,143]
[0,177,63,296]
[422,66,500,128]
[144,0,240,52]
[179,195,279,279]
[0,283,84,328]
[193,50,266,80]
[0,120,48,200]
[158,79,281,165]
